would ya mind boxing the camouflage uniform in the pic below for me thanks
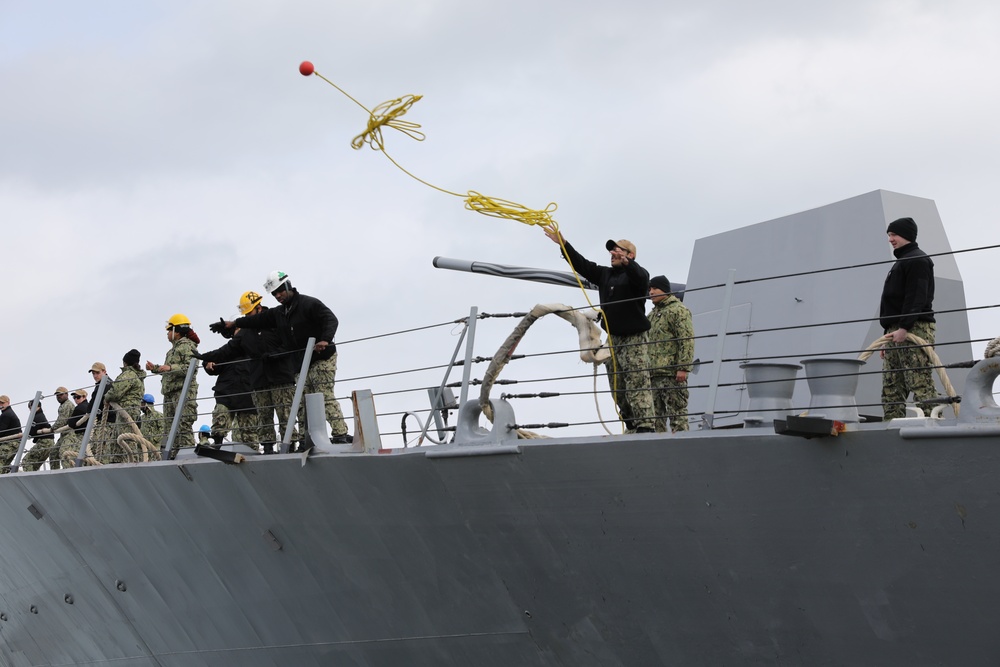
[254,384,297,452]
[103,366,147,463]
[48,396,75,470]
[882,320,937,420]
[648,295,695,432]
[211,402,261,445]
[605,331,656,433]
[297,353,349,439]
[58,428,84,466]
[155,337,199,458]
[0,441,19,474]
[138,404,165,457]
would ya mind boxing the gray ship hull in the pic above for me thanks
[2,426,998,666]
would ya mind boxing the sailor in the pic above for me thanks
[213,272,351,447]
[544,231,656,433]
[147,314,200,458]
[137,393,165,449]
[22,398,58,471]
[47,386,74,469]
[59,389,90,466]
[0,395,24,473]
[104,349,147,463]
[879,217,938,420]
[647,275,694,432]
[87,361,117,460]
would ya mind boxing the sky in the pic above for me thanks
[2,0,999,444]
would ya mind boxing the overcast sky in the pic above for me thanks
[2,0,999,442]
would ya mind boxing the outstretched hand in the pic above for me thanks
[544,229,564,245]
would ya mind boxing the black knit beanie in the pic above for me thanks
[649,275,672,293]
[886,217,918,242]
[123,349,141,366]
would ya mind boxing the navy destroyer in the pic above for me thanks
[1,190,998,666]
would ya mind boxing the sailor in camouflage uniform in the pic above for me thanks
[0,396,23,473]
[104,349,146,462]
[545,231,656,433]
[86,362,116,462]
[137,394,165,450]
[58,390,90,465]
[879,217,938,420]
[647,276,694,432]
[147,314,200,459]
[46,387,74,470]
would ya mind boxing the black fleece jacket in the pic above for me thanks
[879,242,935,331]
[559,242,651,336]
[233,290,338,367]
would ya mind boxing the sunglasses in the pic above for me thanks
[71,394,82,399]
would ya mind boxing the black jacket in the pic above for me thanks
[0,406,21,439]
[879,242,935,331]
[68,400,91,433]
[200,315,296,389]
[92,378,117,425]
[28,406,53,443]
[201,337,256,412]
[559,242,651,336]
[233,291,339,366]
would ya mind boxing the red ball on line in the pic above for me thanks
[299,61,314,76]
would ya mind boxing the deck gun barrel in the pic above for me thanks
[432,257,598,290]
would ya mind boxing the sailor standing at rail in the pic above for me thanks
[879,216,938,420]
[21,399,57,471]
[544,231,656,433]
[647,275,694,433]
[147,315,200,458]
[104,349,147,463]
[59,389,90,466]
[213,271,351,447]
[0,395,23,473]
[47,387,74,469]
[138,394,165,447]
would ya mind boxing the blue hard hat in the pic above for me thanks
[199,425,211,433]
[142,393,155,404]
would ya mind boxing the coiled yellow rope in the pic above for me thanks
[309,68,559,232]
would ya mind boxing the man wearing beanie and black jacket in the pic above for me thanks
[879,216,938,420]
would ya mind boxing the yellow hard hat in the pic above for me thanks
[165,313,192,330]
[238,291,263,315]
